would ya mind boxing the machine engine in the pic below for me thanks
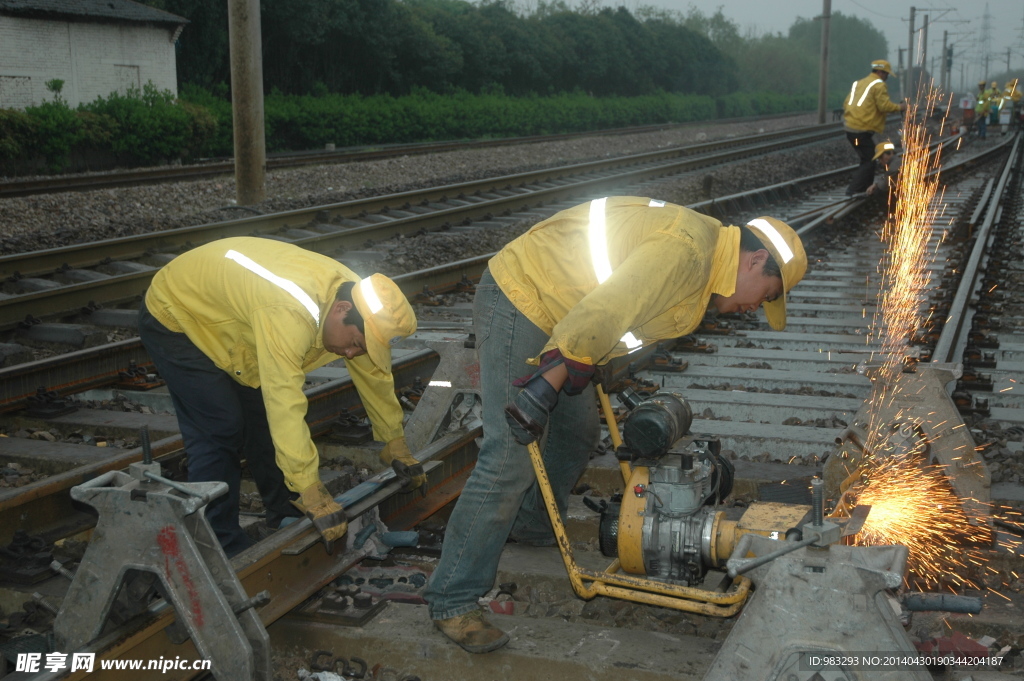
[597,390,735,586]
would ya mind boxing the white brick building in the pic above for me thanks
[0,0,187,109]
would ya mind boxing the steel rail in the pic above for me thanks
[0,126,852,330]
[0,132,995,412]
[931,134,1022,364]
[0,348,440,543]
[0,123,844,282]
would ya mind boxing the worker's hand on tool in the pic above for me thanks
[504,374,559,445]
[292,481,347,547]
[515,349,594,396]
[379,436,426,490]
[865,184,876,196]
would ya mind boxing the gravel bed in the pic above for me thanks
[0,113,855,255]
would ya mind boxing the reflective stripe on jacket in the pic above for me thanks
[145,236,404,492]
[843,73,902,133]
[488,197,740,366]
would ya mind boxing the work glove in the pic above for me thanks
[379,436,426,491]
[291,480,347,552]
[504,373,559,445]
[514,349,595,396]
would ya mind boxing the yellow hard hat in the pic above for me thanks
[872,141,896,161]
[744,217,807,331]
[992,81,999,89]
[351,273,417,373]
[979,80,987,87]
[871,59,893,75]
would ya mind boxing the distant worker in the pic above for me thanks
[959,91,975,135]
[423,197,808,653]
[976,81,992,139]
[999,80,1021,134]
[865,141,899,197]
[843,59,907,195]
[988,82,1001,126]
[866,141,901,216]
[139,237,421,557]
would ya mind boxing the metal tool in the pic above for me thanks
[53,427,271,681]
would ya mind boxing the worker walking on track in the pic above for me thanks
[423,196,808,653]
[843,59,907,195]
[140,237,421,557]
[976,80,991,139]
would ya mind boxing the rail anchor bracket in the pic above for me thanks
[53,462,271,681]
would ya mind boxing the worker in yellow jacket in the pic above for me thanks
[987,81,1001,125]
[999,80,1021,134]
[842,59,907,195]
[975,80,991,139]
[140,237,419,557]
[423,197,807,653]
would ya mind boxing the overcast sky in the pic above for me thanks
[631,0,1024,89]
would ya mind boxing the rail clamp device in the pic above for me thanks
[53,451,271,681]
[403,337,482,451]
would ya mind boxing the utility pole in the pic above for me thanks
[921,15,928,81]
[942,30,948,91]
[906,6,916,98]
[1007,48,1012,71]
[817,0,831,124]
[981,3,993,84]
[227,0,266,205]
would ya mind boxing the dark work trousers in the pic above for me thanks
[138,302,301,557]
[846,131,876,194]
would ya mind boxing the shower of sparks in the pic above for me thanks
[866,87,947,382]
[851,464,992,590]
[844,88,992,589]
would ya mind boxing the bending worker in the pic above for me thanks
[140,237,420,557]
[423,196,807,653]
[843,59,907,195]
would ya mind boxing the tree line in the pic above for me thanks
[144,0,889,102]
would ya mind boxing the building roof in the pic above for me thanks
[0,0,187,25]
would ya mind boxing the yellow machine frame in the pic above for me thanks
[525,385,752,617]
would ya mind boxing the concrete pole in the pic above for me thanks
[941,30,948,92]
[921,16,928,84]
[906,7,915,99]
[227,0,266,205]
[817,0,831,124]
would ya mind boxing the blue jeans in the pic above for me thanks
[138,302,301,557]
[423,269,598,620]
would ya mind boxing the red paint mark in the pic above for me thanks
[466,362,480,388]
[156,525,205,627]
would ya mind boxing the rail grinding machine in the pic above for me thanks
[527,387,981,681]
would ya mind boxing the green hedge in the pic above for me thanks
[0,83,216,173]
[1,86,818,173]
[186,87,816,157]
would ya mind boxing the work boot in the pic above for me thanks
[433,609,509,653]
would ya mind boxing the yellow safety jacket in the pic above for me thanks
[843,73,902,134]
[489,196,740,366]
[976,91,992,116]
[145,237,404,492]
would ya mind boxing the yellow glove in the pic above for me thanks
[380,437,426,491]
[291,481,347,552]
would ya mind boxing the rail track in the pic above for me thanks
[0,113,811,199]
[0,121,852,331]
[0,124,1022,679]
